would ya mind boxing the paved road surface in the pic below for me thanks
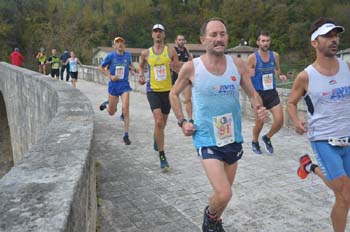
[77,79,335,232]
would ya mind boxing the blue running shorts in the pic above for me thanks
[108,81,132,97]
[311,141,350,181]
[197,142,243,165]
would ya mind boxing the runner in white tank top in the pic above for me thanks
[287,17,350,231]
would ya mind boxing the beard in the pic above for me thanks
[260,46,269,52]
[322,43,338,57]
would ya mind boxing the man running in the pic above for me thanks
[47,48,60,80]
[169,17,267,232]
[172,34,193,121]
[287,17,350,232]
[247,31,287,154]
[98,36,135,145]
[138,24,180,171]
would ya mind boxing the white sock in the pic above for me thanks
[305,163,312,173]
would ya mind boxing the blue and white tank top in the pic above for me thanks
[304,58,350,141]
[192,55,243,148]
[252,51,276,91]
[69,58,78,72]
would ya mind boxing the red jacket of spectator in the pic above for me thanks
[10,49,24,67]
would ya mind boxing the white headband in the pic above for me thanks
[311,23,344,41]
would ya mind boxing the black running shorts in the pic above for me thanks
[257,89,280,110]
[197,142,243,165]
[146,91,171,114]
[50,69,59,78]
[69,72,78,79]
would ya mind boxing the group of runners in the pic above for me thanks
[97,17,350,232]
[35,48,81,88]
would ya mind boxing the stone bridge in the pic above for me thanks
[0,63,336,232]
[0,63,95,232]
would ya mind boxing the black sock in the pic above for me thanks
[159,151,165,157]
[310,164,318,173]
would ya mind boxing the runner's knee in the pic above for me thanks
[274,116,284,128]
[215,188,232,205]
[122,107,129,116]
[334,180,350,207]
[154,119,165,129]
[107,108,116,116]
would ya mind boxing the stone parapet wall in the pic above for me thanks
[0,63,96,232]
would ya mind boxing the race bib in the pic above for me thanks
[154,64,167,81]
[53,63,59,69]
[262,73,273,90]
[115,65,125,79]
[212,113,234,147]
[71,65,78,72]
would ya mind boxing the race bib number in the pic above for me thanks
[71,65,78,72]
[154,64,167,81]
[115,65,125,79]
[262,73,273,90]
[212,113,234,147]
[53,63,59,69]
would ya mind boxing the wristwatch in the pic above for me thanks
[177,118,187,127]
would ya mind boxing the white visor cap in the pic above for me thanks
[152,24,165,31]
[311,23,344,41]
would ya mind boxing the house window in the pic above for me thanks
[132,55,139,63]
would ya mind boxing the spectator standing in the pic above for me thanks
[60,49,70,81]
[9,48,24,67]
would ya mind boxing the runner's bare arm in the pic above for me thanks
[246,53,256,78]
[169,61,195,136]
[235,57,267,121]
[274,52,287,81]
[138,49,148,85]
[129,62,136,75]
[188,50,193,61]
[169,47,180,73]
[287,70,308,134]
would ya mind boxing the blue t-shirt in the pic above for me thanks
[60,51,70,63]
[101,51,132,82]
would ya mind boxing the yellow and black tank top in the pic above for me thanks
[146,46,172,92]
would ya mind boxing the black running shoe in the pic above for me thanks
[262,134,274,154]
[215,218,225,232]
[159,154,169,171]
[123,135,131,145]
[99,100,108,111]
[202,206,218,232]
[252,141,262,155]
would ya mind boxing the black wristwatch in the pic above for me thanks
[178,118,187,127]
